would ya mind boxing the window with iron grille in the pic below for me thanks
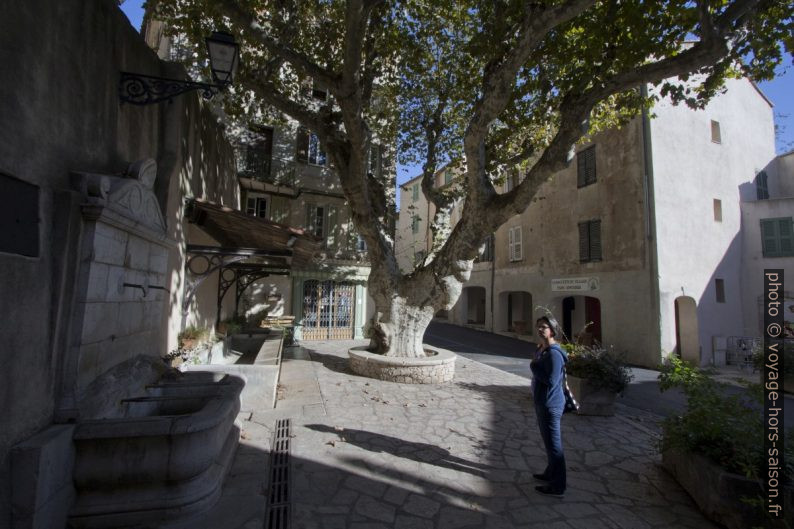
[577,146,596,188]
[578,220,602,262]
[760,217,794,257]
[508,226,523,262]
[756,171,769,200]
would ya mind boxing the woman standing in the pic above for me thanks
[530,315,568,497]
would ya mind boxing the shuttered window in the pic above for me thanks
[756,171,769,200]
[715,279,725,303]
[412,184,419,202]
[577,146,597,188]
[761,217,794,257]
[411,215,421,234]
[579,220,602,262]
[508,226,523,262]
[711,120,721,144]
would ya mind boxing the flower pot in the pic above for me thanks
[662,447,794,529]
[566,375,616,416]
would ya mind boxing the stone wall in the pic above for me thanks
[0,1,238,524]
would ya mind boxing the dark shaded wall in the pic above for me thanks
[0,1,238,524]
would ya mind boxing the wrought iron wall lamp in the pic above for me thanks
[119,31,239,105]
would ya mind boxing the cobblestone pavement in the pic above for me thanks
[247,340,716,529]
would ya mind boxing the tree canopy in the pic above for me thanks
[152,0,792,355]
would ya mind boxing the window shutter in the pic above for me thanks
[589,220,602,261]
[508,227,515,261]
[577,146,596,187]
[756,171,769,200]
[514,227,523,260]
[578,222,589,261]
[779,218,793,255]
[327,206,339,250]
[305,203,314,232]
[246,197,256,216]
[270,196,288,223]
[296,128,309,163]
[761,219,779,256]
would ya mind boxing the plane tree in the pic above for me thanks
[154,0,792,357]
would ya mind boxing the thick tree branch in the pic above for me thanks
[462,0,598,202]
[217,0,340,90]
[437,0,761,279]
[240,75,340,141]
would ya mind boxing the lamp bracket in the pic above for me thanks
[119,72,221,106]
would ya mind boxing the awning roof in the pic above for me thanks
[186,199,322,267]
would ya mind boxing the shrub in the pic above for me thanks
[658,356,794,483]
[562,343,633,394]
[751,339,793,375]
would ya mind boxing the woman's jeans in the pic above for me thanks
[535,404,566,492]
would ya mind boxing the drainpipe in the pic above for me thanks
[641,84,662,362]
[490,237,495,333]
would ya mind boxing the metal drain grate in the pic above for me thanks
[265,418,291,529]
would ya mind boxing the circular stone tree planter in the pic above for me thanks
[348,346,456,383]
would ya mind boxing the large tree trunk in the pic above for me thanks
[366,259,470,357]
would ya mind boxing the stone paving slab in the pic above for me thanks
[275,340,716,529]
[174,339,717,529]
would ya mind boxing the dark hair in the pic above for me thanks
[536,315,562,339]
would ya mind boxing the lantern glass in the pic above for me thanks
[206,32,239,86]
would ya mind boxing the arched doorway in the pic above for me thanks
[497,291,533,334]
[560,295,601,345]
[674,296,699,363]
[463,286,486,325]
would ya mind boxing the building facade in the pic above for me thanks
[235,123,380,341]
[397,77,787,368]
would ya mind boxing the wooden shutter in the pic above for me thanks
[514,227,522,261]
[327,206,339,251]
[577,146,596,187]
[779,218,793,255]
[578,222,589,261]
[589,220,602,261]
[296,128,309,163]
[270,196,288,224]
[756,171,769,200]
[761,219,779,256]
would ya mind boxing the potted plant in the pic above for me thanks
[562,343,633,416]
[658,356,794,529]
